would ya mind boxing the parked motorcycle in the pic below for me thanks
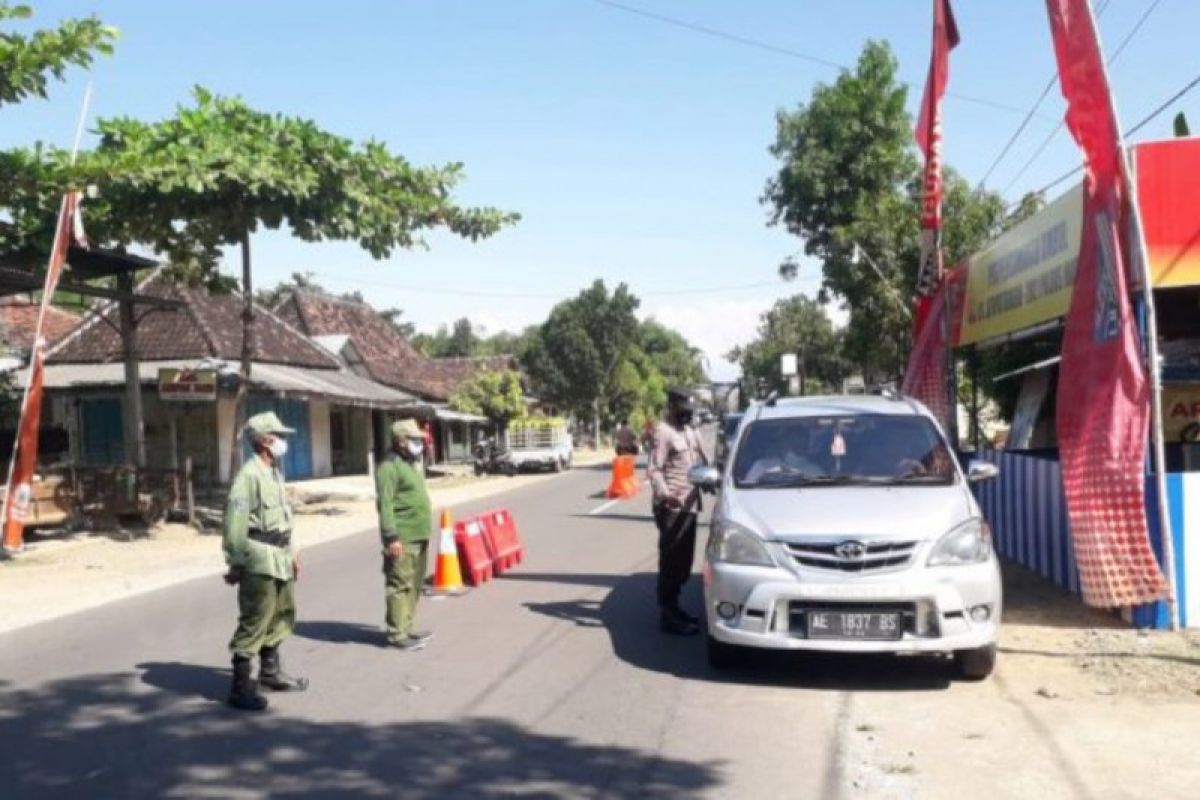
[472,438,516,477]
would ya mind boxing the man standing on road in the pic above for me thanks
[223,412,309,712]
[647,387,711,635]
[614,420,638,456]
[376,419,435,651]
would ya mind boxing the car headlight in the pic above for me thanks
[710,521,775,567]
[927,518,992,566]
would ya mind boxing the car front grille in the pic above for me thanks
[783,540,918,573]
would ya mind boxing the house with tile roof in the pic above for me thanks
[275,291,514,462]
[41,275,418,485]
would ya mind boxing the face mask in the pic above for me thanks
[674,409,694,426]
[406,441,424,458]
[268,439,288,459]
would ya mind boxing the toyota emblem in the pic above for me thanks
[834,540,867,560]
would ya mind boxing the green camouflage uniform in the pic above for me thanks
[376,452,432,644]
[224,454,297,658]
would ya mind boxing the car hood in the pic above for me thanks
[723,482,976,543]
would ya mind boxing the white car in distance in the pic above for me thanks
[690,394,1002,680]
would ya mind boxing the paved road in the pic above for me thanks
[0,455,980,799]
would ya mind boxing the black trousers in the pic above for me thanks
[654,504,698,610]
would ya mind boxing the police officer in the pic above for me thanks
[647,387,711,635]
[223,412,308,712]
[376,419,435,651]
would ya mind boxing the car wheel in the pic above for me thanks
[953,644,997,681]
[504,463,517,477]
[552,458,563,473]
[707,633,744,670]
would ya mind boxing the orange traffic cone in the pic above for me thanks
[606,454,641,499]
[427,509,467,597]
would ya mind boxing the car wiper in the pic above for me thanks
[862,473,953,485]
[747,473,851,488]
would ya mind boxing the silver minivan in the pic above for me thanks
[690,394,1002,680]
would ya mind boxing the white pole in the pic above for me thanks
[1125,148,1179,630]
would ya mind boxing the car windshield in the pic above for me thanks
[722,414,743,441]
[731,414,956,488]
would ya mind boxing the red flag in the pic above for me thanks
[904,0,959,431]
[1045,0,1169,606]
[913,0,960,329]
[2,192,84,550]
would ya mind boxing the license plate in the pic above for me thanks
[806,610,902,640]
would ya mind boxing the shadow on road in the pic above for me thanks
[515,571,953,692]
[0,669,723,799]
[294,620,384,647]
[570,512,655,523]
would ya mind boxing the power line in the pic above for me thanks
[586,0,1047,120]
[1027,69,1200,200]
[295,269,801,300]
[1001,0,1163,196]
[977,0,1114,190]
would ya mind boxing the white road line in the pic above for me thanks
[588,499,621,516]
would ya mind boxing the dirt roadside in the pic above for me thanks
[0,458,610,636]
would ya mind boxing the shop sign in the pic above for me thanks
[158,368,218,402]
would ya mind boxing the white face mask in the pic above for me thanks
[268,438,289,459]
[406,441,424,458]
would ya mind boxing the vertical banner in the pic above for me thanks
[903,0,959,431]
[2,192,83,550]
[1045,0,1169,605]
[902,265,965,432]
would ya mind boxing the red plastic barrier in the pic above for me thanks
[453,517,494,585]
[481,508,525,573]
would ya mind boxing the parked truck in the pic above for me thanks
[505,418,573,473]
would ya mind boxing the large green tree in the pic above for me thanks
[728,294,846,396]
[0,88,518,473]
[638,319,706,389]
[764,41,1010,382]
[0,2,116,108]
[522,280,641,434]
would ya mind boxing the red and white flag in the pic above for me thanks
[903,0,959,431]
[1046,0,1169,606]
[2,192,85,550]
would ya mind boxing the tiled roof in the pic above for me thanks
[48,274,341,369]
[275,291,513,400]
[0,298,81,355]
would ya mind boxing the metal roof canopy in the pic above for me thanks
[0,246,179,310]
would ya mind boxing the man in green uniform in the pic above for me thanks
[376,419,435,651]
[223,411,309,711]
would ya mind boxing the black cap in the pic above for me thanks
[667,387,695,410]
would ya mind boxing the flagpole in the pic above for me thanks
[1,85,93,552]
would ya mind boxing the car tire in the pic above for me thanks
[706,633,744,670]
[552,458,562,473]
[953,644,997,681]
[504,463,517,478]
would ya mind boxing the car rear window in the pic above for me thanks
[731,414,956,488]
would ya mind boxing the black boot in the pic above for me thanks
[228,655,269,711]
[259,646,309,692]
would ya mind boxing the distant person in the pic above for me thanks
[421,420,435,470]
[647,387,711,635]
[376,420,435,651]
[614,420,638,456]
[222,412,309,712]
[641,418,656,453]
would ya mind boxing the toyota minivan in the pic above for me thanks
[690,394,1001,680]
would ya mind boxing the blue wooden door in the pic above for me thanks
[243,397,313,479]
[80,398,125,465]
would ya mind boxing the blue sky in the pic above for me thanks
[3,1,1196,379]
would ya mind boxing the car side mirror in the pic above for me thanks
[688,465,721,490]
[967,461,999,483]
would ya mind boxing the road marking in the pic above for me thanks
[588,499,621,516]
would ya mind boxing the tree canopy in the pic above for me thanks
[728,294,846,397]
[0,2,116,108]
[763,41,1012,381]
[449,369,527,430]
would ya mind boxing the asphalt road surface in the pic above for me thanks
[0,456,971,799]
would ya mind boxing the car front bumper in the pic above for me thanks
[702,558,1001,654]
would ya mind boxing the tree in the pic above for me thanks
[638,319,707,389]
[764,41,1009,381]
[522,280,641,435]
[449,369,526,430]
[0,88,518,474]
[728,294,846,396]
[0,2,116,109]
